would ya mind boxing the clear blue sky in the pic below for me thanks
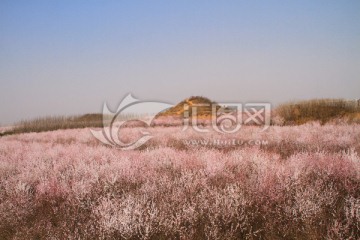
[1,0,360,124]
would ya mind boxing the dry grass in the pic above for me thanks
[275,99,360,125]
[12,114,105,134]
[0,113,146,136]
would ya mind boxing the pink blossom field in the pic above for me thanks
[0,123,359,239]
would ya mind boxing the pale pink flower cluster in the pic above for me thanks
[0,124,359,239]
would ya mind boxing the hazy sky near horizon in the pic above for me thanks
[1,1,360,124]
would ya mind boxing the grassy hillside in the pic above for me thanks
[156,96,218,118]
[2,98,359,136]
